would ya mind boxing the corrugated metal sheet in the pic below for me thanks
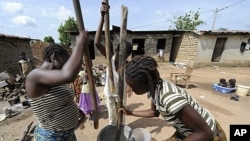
[0,33,31,40]
[199,30,250,35]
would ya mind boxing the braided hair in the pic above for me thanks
[125,55,160,95]
[42,43,70,62]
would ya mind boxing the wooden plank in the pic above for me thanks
[103,0,115,93]
[116,5,128,141]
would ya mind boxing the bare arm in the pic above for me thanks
[177,105,213,141]
[120,100,160,118]
[94,3,109,57]
[26,30,89,98]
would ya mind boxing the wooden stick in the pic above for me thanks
[116,5,128,141]
[72,0,99,129]
[103,0,115,93]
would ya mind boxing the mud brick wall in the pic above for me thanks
[30,40,48,67]
[175,32,198,65]
[0,35,33,76]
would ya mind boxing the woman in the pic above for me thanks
[25,30,89,141]
[94,2,132,126]
[119,55,227,141]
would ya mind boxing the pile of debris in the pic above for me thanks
[0,71,32,125]
[0,71,27,105]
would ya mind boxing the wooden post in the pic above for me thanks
[116,5,128,141]
[72,0,99,129]
[103,0,115,93]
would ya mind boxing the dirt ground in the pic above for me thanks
[0,56,250,141]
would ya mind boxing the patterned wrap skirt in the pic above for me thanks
[34,124,77,141]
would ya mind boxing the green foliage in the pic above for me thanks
[57,17,78,47]
[171,11,204,30]
[43,36,55,43]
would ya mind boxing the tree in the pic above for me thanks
[58,17,78,47]
[170,11,204,30]
[43,36,55,43]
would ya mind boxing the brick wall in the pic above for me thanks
[30,40,48,67]
[175,32,198,65]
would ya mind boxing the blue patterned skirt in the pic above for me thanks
[33,124,77,141]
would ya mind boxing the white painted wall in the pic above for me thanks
[195,34,250,64]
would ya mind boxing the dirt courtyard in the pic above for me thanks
[0,56,250,141]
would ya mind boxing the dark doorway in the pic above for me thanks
[132,39,145,58]
[157,39,166,61]
[156,39,166,51]
[170,34,182,62]
[211,38,227,62]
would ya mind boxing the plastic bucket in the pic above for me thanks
[129,128,151,141]
[97,125,151,141]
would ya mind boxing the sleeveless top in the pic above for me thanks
[104,55,119,97]
[151,79,217,137]
[29,84,79,132]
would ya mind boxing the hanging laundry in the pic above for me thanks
[240,42,246,54]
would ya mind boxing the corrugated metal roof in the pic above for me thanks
[198,30,250,35]
[0,33,31,40]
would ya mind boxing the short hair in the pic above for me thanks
[42,43,70,62]
[116,40,132,59]
[125,55,160,93]
[228,79,236,86]
[219,78,226,83]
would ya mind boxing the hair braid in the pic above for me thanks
[125,55,160,94]
[42,43,70,62]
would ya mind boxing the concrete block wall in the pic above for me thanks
[73,32,173,62]
[127,33,173,61]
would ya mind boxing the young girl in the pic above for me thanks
[78,66,100,120]
[218,78,227,87]
[119,55,227,141]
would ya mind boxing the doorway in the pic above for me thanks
[157,39,166,61]
[132,39,145,58]
[211,37,227,62]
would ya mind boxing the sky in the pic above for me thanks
[0,0,249,43]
